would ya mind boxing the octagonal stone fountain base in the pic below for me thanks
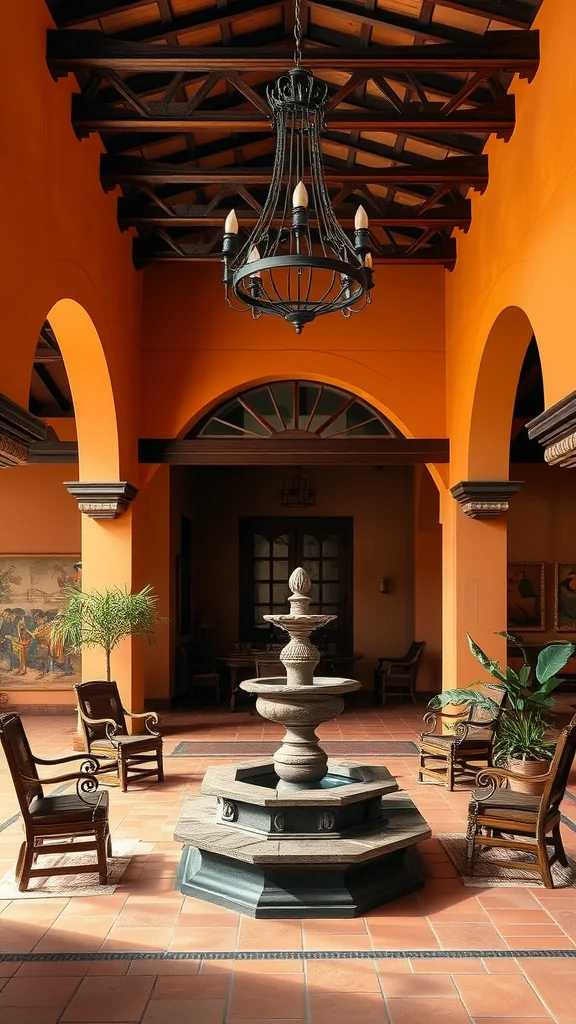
[174,760,431,918]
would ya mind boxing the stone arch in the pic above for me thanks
[467,305,537,479]
[46,298,120,480]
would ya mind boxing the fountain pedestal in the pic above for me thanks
[174,568,431,917]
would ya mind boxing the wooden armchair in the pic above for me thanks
[467,715,576,887]
[75,680,163,793]
[0,712,110,892]
[418,694,505,791]
[374,641,425,706]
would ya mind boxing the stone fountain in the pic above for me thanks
[174,568,430,918]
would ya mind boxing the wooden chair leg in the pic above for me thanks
[447,750,455,791]
[552,822,568,867]
[96,827,108,886]
[417,750,425,783]
[107,831,113,857]
[157,749,164,783]
[119,754,128,793]
[14,843,33,892]
[15,840,34,892]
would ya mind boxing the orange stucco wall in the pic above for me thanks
[4,0,576,709]
[0,0,141,481]
[142,263,446,441]
[446,0,576,481]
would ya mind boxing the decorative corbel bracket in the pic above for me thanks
[450,480,523,519]
[65,481,138,520]
[0,394,47,467]
[527,390,576,467]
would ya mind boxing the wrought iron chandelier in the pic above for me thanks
[222,0,375,334]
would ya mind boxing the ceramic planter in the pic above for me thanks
[508,756,550,795]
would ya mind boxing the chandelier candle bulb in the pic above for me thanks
[354,206,369,230]
[222,209,239,271]
[292,181,309,209]
[224,209,239,234]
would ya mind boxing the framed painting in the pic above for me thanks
[554,563,576,631]
[0,556,81,689]
[507,562,545,632]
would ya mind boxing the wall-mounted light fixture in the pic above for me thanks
[380,577,391,595]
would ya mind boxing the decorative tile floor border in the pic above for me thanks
[1,949,576,963]
[169,740,419,757]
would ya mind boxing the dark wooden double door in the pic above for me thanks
[239,516,353,651]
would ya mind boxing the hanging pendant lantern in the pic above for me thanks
[280,467,316,508]
[222,0,374,334]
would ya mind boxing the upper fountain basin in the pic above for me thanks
[263,614,336,627]
[240,676,362,696]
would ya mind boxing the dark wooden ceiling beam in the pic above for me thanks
[73,99,514,135]
[118,201,471,230]
[33,364,72,413]
[101,153,488,187]
[133,236,457,267]
[47,29,539,75]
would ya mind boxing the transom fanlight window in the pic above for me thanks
[192,381,396,439]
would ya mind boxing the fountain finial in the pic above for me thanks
[288,566,312,616]
[289,566,311,595]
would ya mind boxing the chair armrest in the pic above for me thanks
[122,709,160,738]
[33,752,109,767]
[18,758,110,805]
[78,708,123,741]
[422,711,472,741]
[474,764,552,798]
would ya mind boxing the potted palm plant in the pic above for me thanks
[51,585,164,681]
[429,632,575,794]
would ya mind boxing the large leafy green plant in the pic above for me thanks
[51,585,164,681]
[429,633,575,764]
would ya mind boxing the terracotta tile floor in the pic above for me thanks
[0,701,576,1022]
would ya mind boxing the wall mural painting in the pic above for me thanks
[554,562,576,631]
[0,556,81,688]
[507,562,545,632]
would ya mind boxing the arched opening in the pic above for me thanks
[45,298,120,481]
[468,306,536,480]
[143,376,447,711]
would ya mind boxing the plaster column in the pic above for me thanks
[440,487,508,691]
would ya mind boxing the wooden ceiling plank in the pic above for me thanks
[112,0,283,44]
[429,0,537,30]
[47,29,540,75]
[304,0,472,46]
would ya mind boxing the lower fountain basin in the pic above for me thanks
[174,760,431,917]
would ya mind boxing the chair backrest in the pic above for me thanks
[75,680,127,747]
[539,714,576,821]
[389,641,425,678]
[0,712,42,818]
[254,655,285,678]
[468,685,507,729]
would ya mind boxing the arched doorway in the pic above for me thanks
[158,379,445,707]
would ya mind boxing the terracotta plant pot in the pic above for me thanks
[508,757,550,795]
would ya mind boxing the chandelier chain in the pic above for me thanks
[293,0,302,67]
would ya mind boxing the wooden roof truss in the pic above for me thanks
[45,0,542,267]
